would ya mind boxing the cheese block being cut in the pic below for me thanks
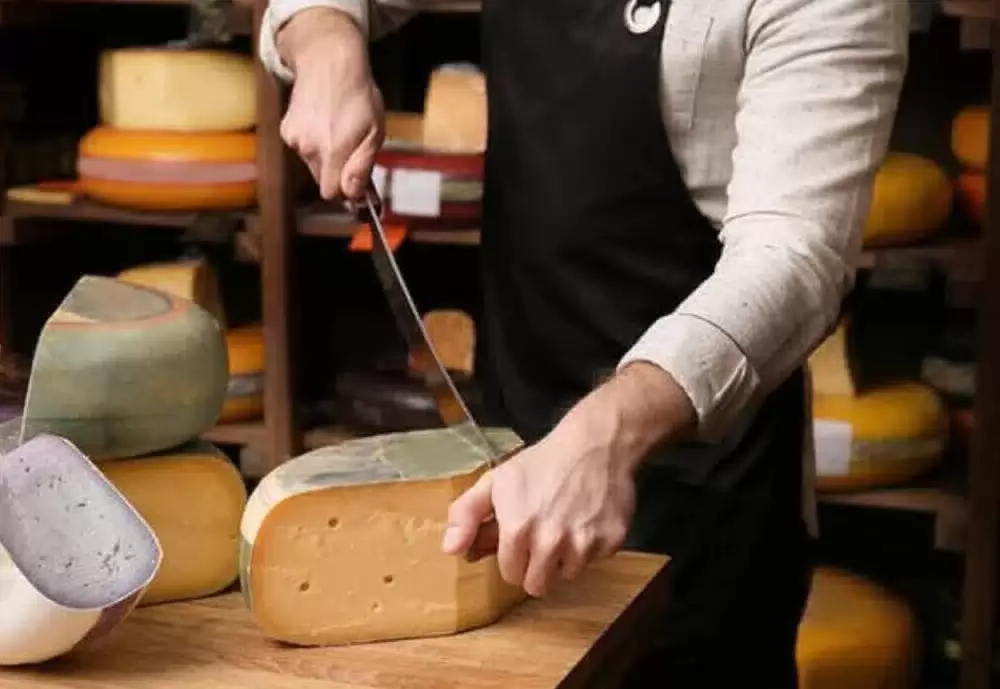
[241,427,526,646]
[99,48,256,132]
[0,434,161,665]
[422,63,487,154]
[863,153,953,248]
[813,382,947,492]
[101,441,247,605]
[116,257,227,330]
[419,309,475,375]
[20,275,228,461]
[219,325,264,424]
[951,105,990,171]
[808,321,856,397]
[797,567,917,689]
[956,172,986,224]
[77,126,257,211]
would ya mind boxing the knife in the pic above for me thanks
[362,184,502,465]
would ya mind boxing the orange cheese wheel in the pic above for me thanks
[77,126,257,211]
[956,172,986,224]
[952,106,990,171]
[863,153,952,248]
[219,325,264,424]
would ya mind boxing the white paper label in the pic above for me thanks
[390,168,442,217]
[372,165,389,198]
[812,419,853,477]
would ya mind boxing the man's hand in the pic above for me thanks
[276,8,384,201]
[441,362,697,597]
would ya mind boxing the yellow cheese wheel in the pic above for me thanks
[813,382,947,492]
[808,321,856,397]
[116,257,227,330]
[219,324,264,424]
[20,275,228,461]
[99,48,256,132]
[422,63,487,154]
[797,567,918,689]
[101,442,247,606]
[952,105,990,171]
[77,126,257,211]
[0,434,161,665]
[240,427,526,646]
[863,153,953,248]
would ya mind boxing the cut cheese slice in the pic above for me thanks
[241,427,526,647]
[0,434,161,666]
[797,567,917,689]
[951,105,990,171]
[422,63,487,154]
[20,275,228,460]
[116,257,227,330]
[99,47,256,132]
[101,441,247,606]
[812,382,947,492]
[219,325,264,424]
[808,321,856,397]
[863,153,953,248]
[77,127,257,211]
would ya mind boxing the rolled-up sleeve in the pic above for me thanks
[619,0,909,441]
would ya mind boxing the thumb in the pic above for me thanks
[442,471,494,555]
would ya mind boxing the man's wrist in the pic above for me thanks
[276,7,368,76]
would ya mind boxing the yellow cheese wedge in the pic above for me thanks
[101,441,247,606]
[99,47,256,132]
[20,276,228,460]
[241,427,527,647]
[808,321,856,397]
[798,567,918,689]
[422,64,487,154]
[863,153,953,248]
[0,434,161,665]
[420,309,475,375]
[951,105,990,171]
[812,382,947,492]
[117,257,226,330]
[219,324,264,424]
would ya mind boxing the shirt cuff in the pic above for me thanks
[617,313,761,443]
[258,0,370,82]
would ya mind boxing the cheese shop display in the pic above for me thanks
[812,382,947,492]
[116,256,227,329]
[951,105,990,171]
[19,275,228,460]
[99,48,256,133]
[77,127,257,211]
[101,441,247,605]
[219,324,264,424]
[0,434,162,666]
[422,63,487,154]
[797,567,917,689]
[863,153,953,248]
[240,427,527,646]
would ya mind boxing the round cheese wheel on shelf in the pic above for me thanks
[101,441,247,606]
[0,434,161,666]
[20,275,228,461]
[955,172,986,225]
[219,325,264,424]
[863,153,953,248]
[813,381,947,492]
[422,63,487,154]
[77,127,257,211]
[797,567,917,689]
[99,47,256,132]
[951,105,990,171]
[116,257,227,330]
[240,427,526,647]
[374,147,483,228]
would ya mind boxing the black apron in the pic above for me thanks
[474,0,813,686]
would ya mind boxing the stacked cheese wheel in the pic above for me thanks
[951,105,990,225]
[808,321,948,492]
[862,152,953,247]
[77,48,257,211]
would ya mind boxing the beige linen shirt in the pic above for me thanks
[259,0,910,532]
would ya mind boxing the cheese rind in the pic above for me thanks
[863,153,952,247]
[116,257,227,330]
[219,325,264,424]
[20,276,228,460]
[101,441,247,605]
[99,48,256,132]
[241,427,526,646]
[0,434,161,666]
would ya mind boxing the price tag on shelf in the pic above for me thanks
[390,168,442,217]
[812,419,852,477]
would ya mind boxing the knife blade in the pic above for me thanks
[363,185,502,465]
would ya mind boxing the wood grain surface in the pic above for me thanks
[1,552,668,689]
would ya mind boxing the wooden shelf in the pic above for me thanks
[3,199,202,228]
[857,232,983,275]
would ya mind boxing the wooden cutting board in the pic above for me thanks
[2,552,669,689]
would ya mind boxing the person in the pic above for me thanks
[259,1,908,686]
